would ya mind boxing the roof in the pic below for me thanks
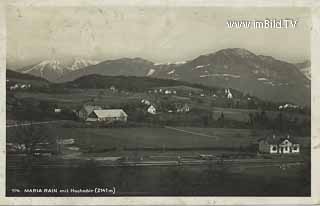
[176,103,190,108]
[259,136,295,144]
[92,109,128,118]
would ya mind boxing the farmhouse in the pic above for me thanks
[77,105,102,121]
[141,99,151,106]
[147,105,157,115]
[9,84,19,90]
[176,103,190,113]
[86,109,128,122]
[54,108,62,113]
[109,85,117,92]
[225,88,233,99]
[258,135,300,154]
[8,83,32,90]
[278,103,299,110]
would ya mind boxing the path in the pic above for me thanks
[165,126,219,140]
[6,120,68,128]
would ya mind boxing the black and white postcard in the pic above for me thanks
[1,0,320,205]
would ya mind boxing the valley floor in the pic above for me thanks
[6,122,311,196]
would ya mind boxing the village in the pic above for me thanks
[6,81,308,161]
[5,72,311,196]
[5,69,311,197]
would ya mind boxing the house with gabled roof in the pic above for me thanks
[77,105,103,121]
[147,105,157,115]
[176,103,191,113]
[86,109,128,122]
[258,135,300,154]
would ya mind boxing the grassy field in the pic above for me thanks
[12,90,192,109]
[211,106,310,123]
[14,90,144,105]
[7,124,310,150]
[48,127,259,149]
[6,124,311,196]
[7,125,308,151]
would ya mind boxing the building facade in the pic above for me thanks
[259,136,300,154]
[147,105,157,115]
[86,109,128,122]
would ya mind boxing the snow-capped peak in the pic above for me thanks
[146,68,156,76]
[19,58,100,82]
[153,61,187,66]
[22,59,66,75]
[174,61,187,65]
[68,58,100,71]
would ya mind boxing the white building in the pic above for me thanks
[86,109,128,122]
[147,105,157,115]
[226,88,233,99]
[141,99,151,106]
[176,103,191,113]
[10,84,19,90]
[54,108,62,113]
[279,103,299,110]
[259,135,300,154]
[109,85,117,93]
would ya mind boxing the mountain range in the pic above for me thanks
[11,48,310,105]
[57,57,154,82]
[151,48,310,105]
[17,59,100,82]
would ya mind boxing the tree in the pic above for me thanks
[248,112,254,127]
[202,115,209,127]
[12,123,54,156]
[218,112,225,127]
[39,101,53,112]
[276,112,284,131]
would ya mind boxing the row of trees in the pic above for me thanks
[8,96,77,121]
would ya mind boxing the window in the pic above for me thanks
[293,146,298,150]
[272,146,277,151]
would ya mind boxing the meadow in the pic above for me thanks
[47,126,260,150]
[7,125,308,154]
[211,106,309,123]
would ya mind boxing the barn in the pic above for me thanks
[86,109,128,123]
[77,105,102,121]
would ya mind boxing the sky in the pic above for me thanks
[7,6,311,69]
